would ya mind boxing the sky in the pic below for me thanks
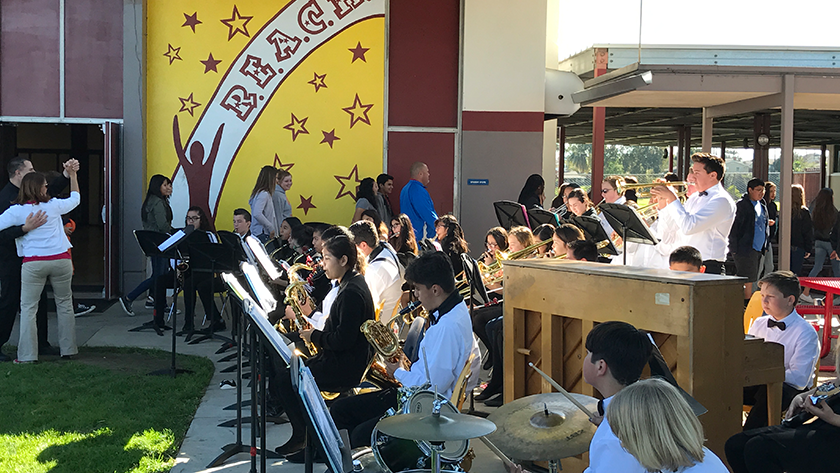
[558,0,840,61]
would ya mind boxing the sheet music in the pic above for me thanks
[245,235,282,280]
[158,230,186,252]
[298,365,344,473]
[240,297,292,364]
[241,262,277,312]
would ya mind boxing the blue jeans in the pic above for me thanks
[790,246,806,276]
[809,240,840,277]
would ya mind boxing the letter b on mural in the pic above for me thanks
[147,0,385,228]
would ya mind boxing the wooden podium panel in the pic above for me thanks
[503,259,745,462]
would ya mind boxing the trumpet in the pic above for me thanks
[616,180,689,199]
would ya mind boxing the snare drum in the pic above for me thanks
[371,390,469,472]
[404,390,469,463]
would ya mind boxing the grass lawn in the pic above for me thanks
[0,346,214,473]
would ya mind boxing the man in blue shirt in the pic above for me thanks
[399,162,438,240]
[729,178,769,303]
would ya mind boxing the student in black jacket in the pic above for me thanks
[274,234,374,460]
[0,157,73,361]
[729,178,770,302]
[789,185,814,277]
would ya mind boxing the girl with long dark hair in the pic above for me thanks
[517,174,545,209]
[274,235,375,458]
[789,184,814,277]
[434,214,469,275]
[801,188,839,302]
[119,174,175,322]
[352,177,380,223]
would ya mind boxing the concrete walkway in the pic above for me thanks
[6,301,507,473]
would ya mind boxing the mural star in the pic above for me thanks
[320,129,340,148]
[178,93,202,117]
[163,44,182,65]
[298,195,316,215]
[334,165,361,200]
[307,72,327,92]
[283,113,309,142]
[182,12,202,33]
[200,53,222,73]
[342,94,374,128]
[349,42,369,63]
[220,5,253,41]
[273,154,295,172]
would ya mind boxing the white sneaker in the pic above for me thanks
[799,294,815,304]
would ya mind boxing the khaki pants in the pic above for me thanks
[18,259,76,361]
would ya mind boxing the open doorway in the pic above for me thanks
[0,123,107,298]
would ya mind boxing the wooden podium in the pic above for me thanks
[503,259,746,464]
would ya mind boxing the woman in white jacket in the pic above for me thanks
[0,166,80,362]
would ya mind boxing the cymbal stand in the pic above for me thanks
[548,459,562,472]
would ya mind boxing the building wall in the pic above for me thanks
[459,0,547,245]
[0,0,122,118]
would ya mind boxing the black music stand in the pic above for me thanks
[185,241,237,345]
[129,230,174,336]
[460,254,491,418]
[208,277,283,469]
[493,201,530,230]
[567,216,619,256]
[527,208,560,228]
[599,203,659,265]
[132,229,194,377]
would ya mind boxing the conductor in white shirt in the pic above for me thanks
[743,270,820,430]
[651,153,736,275]
[349,220,404,325]
[329,251,480,448]
[583,321,652,473]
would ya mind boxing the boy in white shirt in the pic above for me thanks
[743,270,820,430]
[349,220,403,325]
[583,321,652,473]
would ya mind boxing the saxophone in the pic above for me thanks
[361,319,411,387]
[281,263,317,355]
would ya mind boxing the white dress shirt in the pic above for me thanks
[365,244,404,325]
[598,195,626,238]
[584,396,646,473]
[676,448,729,473]
[748,309,820,390]
[394,298,481,399]
[307,280,338,331]
[659,182,735,262]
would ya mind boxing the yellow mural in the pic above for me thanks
[146,0,385,230]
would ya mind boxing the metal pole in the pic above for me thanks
[779,75,795,271]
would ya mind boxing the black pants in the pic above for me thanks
[725,421,840,473]
[182,271,222,330]
[0,269,49,349]
[330,388,399,448]
[743,383,804,431]
[484,316,504,393]
[471,304,502,367]
[703,259,726,275]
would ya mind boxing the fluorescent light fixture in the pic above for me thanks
[572,70,653,106]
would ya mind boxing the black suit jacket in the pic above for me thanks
[308,270,374,392]
[729,194,769,256]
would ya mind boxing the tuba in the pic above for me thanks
[361,319,411,387]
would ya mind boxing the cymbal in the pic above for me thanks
[486,392,598,461]
[376,411,497,442]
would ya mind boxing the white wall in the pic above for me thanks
[462,0,547,112]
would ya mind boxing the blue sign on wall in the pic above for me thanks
[467,179,489,186]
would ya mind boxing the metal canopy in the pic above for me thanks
[556,107,840,148]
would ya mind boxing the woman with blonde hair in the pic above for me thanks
[607,378,727,472]
[788,184,813,276]
[508,226,535,254]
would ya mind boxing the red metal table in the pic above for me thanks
[797,277,840,371]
